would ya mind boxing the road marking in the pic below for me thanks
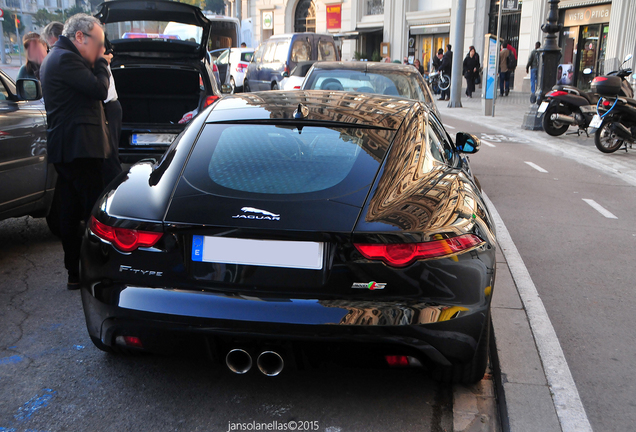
[443,123,456,129]
[524,161,548,173]
[483,193,593,432]
[481,140,496,148]
[582,199,618,219]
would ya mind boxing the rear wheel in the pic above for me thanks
[542,106,570,136]
[595,120,624,153]
[431,313,491,384]
[229,77,236,94]
[439,74,451,91]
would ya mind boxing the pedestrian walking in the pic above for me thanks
[413,58,424,75]
[41,21,63,48]
[499,42,511,96]
[526,41,541,96]
[463,46,479,98]
[17,33,48,80]
[438,44,453,101]
[39,14,111,290]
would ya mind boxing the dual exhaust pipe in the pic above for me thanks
[225,348,284,376]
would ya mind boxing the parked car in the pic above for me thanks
[95,0,222,164]
[0,73,57,232]
[212,47,253,93]
[302,61,439,117]
[80,89,495,384]
[244,33,338,92]
[280,60,315,90]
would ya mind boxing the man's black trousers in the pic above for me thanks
[54,158,104,277]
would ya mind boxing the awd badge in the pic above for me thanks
[351,281,386,290]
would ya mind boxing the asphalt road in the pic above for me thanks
[442,113,636,432]
[0,216,454,431]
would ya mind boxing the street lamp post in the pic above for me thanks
[522,0,562,130]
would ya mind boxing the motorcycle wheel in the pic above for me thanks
[595,120,624,153]
[542,106,570,136]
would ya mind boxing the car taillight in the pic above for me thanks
[212,63,218,72]
[89,216,163,252]
[354,234,484,267]
[236,62,248,72]
[293,86,301,89]
[204,95,220,107]
[546,90,568,97]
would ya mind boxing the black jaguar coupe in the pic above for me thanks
[81,90,496,384]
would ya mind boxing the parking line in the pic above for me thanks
[524,161,548,173]
[483,193,593,432]
[443,124,456,129]
[582,199,618,219]
[481,140,496,148]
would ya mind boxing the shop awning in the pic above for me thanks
[409,23,450,35]
[333,27,383,39]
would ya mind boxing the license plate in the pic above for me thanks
[131,133,177,145]
[191,236,324,270]
[538,102,549,113]
[589,114,602,129]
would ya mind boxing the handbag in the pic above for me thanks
[474,74,481,85]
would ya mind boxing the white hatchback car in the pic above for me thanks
[215,47,254,93]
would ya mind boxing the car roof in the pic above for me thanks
[311,61,420,75]
[206,90,418,129]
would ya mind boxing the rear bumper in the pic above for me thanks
[80,283,491,366]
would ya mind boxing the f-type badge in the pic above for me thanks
[232,207,280,221]
[352,281,386,290]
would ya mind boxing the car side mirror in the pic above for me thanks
[282,71,289,78]
[16,78,42,101]
[455,132,480,154]
[221,84,232,94]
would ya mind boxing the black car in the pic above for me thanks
[301,61,440,117]
[81,90,495,384]
[0,72,56,228]
[95,0,222,164]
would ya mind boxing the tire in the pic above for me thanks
[431,312,491,384]
[439,74,450,91]
[45,188,61,238]
[229,77,236,94]
[595,120,624,153]
[244,80,251,93]
[272,82,279,90]
[542,106,570,136]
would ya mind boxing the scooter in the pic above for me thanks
[590,55,636,153]
[539,56,634,137]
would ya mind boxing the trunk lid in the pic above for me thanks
[96,0,210,60]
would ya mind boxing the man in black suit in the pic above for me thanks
[438,44,453,101]
[40,13,111,290]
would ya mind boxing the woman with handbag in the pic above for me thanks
[463,46,480,98]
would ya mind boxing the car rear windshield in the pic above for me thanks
[304,69,430,102]
[241,52,253,62]
[105,21,203,46]
[180,123,394,198]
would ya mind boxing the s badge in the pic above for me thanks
[351,281,386,290]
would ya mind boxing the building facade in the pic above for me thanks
[241,0,636,93]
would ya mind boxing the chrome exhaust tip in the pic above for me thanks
[257,351,284,377]
[226,349,252,374]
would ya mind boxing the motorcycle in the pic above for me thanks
[539,57,634,137]
[590,55,636,153]
[427,70,450,94]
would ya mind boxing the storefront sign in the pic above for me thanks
[326,5,341,30]
[564,4,611,27]
[262,11,273,30]
[485,36,497,100]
